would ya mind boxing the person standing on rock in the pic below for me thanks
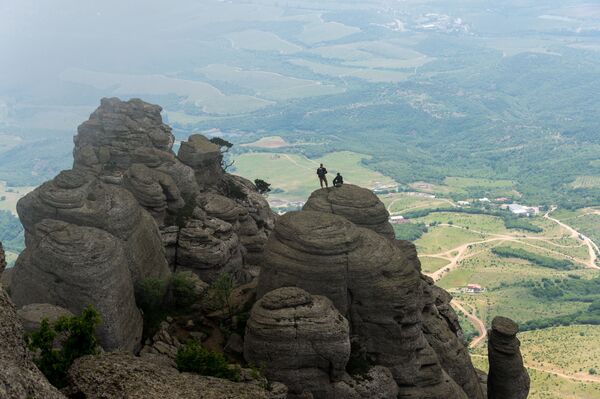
[333,173,343,188]
[317,164,328,188]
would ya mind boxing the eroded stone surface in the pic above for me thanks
[10,220,143,352]
[66,352,274,399]
[256,211,467,398]
[244,287,350,398]
[488,317,530,399]
[303,184,395,239]
[0,284,65,399]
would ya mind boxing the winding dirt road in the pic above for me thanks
[451,299,487,348]
[424,210,600,382]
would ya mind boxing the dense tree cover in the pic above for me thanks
[401,207,542,233]
[492,246,574,270]
[27,306,100,388]
[0,210,24,252]
[503,277,600,330]
[393,222,428,241]
[521,300,600,331]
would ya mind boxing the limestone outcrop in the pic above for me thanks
[0,284,65,399]
[65,352,275,399]
[421,276,485,399]
[303,184,395,239]
[9,97,276,355]
[10,220,143,352]
[68,98,275,279]
[17,303,74,335]
[244,287,351,398]
[16,169,170,283]
[487,317,530,399]
[255,211,467,398]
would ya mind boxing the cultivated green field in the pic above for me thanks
[232,151,396,202]
[0,182,35,215]
[471,353,600,399]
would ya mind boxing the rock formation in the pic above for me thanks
[17,303,74,335]
[255,211,469,398]
[11,220,143,352]
[68,98,275,277]
[421,276,485,399]
[0,281,65,398]
[303,184,395,239]
[244,287,351,398]
[65,352,276,399]
[9,97,276,353]
[487,317,530,399]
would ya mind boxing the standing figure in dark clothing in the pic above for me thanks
[317,164,328,188]
[333,173,343,187]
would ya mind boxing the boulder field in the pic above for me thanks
[1,98,529,398]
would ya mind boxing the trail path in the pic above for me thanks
[470,354,600,383]
[544,209,599,269]
[451,299,487,348]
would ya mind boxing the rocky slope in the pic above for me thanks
[0,244,66,399]
[2,98,529,398]
[9,98,276,352]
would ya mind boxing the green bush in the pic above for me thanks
[492,246,573,270]
[176,341,239,381]
[27,305,100,388]
[393,222,428,241]
[254,179,271,195]
[135,273,203,339]
[171,272,201,309]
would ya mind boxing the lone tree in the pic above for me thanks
[254,179,272,195]
[210,137,235,171]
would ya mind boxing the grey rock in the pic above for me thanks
[244,287,351,399]
[16,170,170,283]
[0,286,65,399]
[256,211,467,398]
[421,276,484,399]
[176,217,244,283]
[10,220,143,352]
[224,332,244,355]
[303,184,395,239]
[333,366,399,399]
[17,303,74,334]
[487,316,530,399]
[66,352,272,399]
[178,134,224,188]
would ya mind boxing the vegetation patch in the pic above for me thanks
[176,341,239,381]
[393,222,428,241]
[27,305,100,388]
[492,246,574,270]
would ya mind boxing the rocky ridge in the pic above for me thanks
[9,98,276,352]
[2,98,530,398]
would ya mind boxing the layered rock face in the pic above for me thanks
[488,317,530,399]
[421,276,485,399]
[303,184,395,239]
[255,211,468,398]
[244,287,351,398]
[0,282,65,399]
[9,97,276,352]
[66,352,275,399]
[11,220,143,352]
[16,169,170,283]
[70,98,275,277]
